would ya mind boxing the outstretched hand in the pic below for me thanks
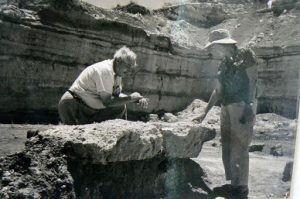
[130,92,149,110]
[130,92,143,102]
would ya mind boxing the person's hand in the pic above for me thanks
[130,92,143,102]
[192,113,206,123]
[239,104,255,124]
[137,98,149,109]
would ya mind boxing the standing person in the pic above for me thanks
[58,46,148,125]
[193,29,257,198]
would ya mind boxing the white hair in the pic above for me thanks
[113,46,137,68]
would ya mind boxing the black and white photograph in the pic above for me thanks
[0,0,299,198]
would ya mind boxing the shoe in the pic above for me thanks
[213,184,248,198]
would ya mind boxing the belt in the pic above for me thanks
[67,90,90,108]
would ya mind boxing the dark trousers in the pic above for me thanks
[58,91,125,125]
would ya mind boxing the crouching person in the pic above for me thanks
[58,46,148,125]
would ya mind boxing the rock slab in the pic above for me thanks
[0,117,216,198]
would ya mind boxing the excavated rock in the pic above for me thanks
[41,121,163,164]
[40,119,216,163]
[0,99,297,198]
[0,114,216,198]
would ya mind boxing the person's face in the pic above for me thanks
[115,59,135,77]
[207,44,236,60]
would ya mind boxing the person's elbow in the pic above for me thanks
[100,96,113,107]
[102,100,111,107]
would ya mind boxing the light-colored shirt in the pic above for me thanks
[70,59,122,109]
[267,0,273,8]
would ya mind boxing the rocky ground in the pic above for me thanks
[165,99,296,198]
[0,100,296,198]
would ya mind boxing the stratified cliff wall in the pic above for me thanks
[255,46,300,118]
[0,0,299,123]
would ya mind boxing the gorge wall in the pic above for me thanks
[0,0,299,123]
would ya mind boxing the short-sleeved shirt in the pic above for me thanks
[218,49,257,105]
[69,59,122,109]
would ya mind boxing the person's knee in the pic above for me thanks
[58,103,68,124]
[58,100,66,120]
[58,99,76,125]
[111,105,126,118]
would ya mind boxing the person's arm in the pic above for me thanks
[114,93,149,109]
[100,92,143,107]
[193,82,222,123]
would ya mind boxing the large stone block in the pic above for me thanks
[40,119,216,164]
[0,105,216,198]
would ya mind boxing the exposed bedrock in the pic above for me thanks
[154,2,229,28]
[254,46,300,118]
[0,0,299,123]
[0,2,217,123]
[0,118,216,198]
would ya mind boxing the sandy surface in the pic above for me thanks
[195,139,292,199]
[0,124,52,156]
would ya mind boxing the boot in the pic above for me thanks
[213,184,248,198]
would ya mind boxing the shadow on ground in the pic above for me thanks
[67,156,215,199]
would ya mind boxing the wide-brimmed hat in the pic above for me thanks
[204,29,237,48]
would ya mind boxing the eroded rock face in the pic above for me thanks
[254,46,300,118]
[0,110,216,198]
[0,0,299,123]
